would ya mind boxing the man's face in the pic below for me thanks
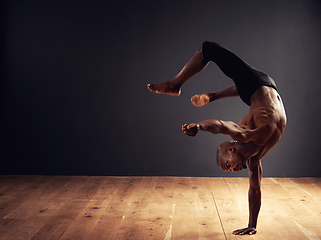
[224,154,247,172]
[219,141,247,172]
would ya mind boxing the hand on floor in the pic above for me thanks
[233,227,257,235]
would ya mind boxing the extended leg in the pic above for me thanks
[147,47,209,96]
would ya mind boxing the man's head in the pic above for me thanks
[216,141,247,172]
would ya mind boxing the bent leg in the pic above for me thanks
[147,46,209,96]
[202,41,254,80]
[202,41,274,106]
[191,85,239,107]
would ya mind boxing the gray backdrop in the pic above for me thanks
[2,0,321,177]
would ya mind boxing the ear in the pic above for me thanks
[228,147,236,153]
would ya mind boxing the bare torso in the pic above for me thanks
[239,86,287,166]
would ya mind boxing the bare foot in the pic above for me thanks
[147,81,181,96]
[191,94,210,107]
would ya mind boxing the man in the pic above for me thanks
[147,41,287,235]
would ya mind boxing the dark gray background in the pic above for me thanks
[2,0,321,177]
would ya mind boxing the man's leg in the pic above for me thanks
[191,85,239,107]
[201,41,254,80]
[147,47,209,96]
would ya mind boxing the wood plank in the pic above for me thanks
[35,176,105,220]
[0,175,55,219]
[113,177,157,240]
[83,177,144,240]
[0,175,27,194]
[206,177,246,240]
[0,176,85,240]
[191,177,226,240]
[291,178,321,203]
[4,176,72,219]
[260,178,312,240]
[223,178,248,216]
[0,217,44,240]
[144,176,173,240]
[225,177,292,240]
[170,177,199,240]
[49,176,108,240]
[1,176,106,240]
[278,178,321,239]
[31,219,73,240]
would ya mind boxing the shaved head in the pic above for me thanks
[216,141,231,170]
[216,141,247,171]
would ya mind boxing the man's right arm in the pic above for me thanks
[233,161,262,235]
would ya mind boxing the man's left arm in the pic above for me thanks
[233,161,262,235]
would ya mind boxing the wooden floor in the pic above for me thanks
[0,176,321,240]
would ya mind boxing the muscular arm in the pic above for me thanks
[198,119,250,143]
[183,119,272,147]
[233,161,262,235]
[248,161,262,228]
[182,119,249,141]
[182,119,248,141]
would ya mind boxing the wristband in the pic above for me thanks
[197,124,201,130]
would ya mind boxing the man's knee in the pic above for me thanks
[202,41,221,61]
[202,41,211,53]
[202,41,212,49]
[202,41,220,50]
[201,41,211,61]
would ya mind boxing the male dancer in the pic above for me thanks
[147,41,286,235]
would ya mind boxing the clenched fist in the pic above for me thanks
[182,123,199,137]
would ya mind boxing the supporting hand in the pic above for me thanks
[182,123,199,137]
[232,227,257,235]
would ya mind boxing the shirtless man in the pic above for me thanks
[147,41,287,235]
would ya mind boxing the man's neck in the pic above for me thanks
[238,142,260,162]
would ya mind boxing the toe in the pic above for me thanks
[147,84,156,92]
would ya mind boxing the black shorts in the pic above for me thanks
[202,41,277,106]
